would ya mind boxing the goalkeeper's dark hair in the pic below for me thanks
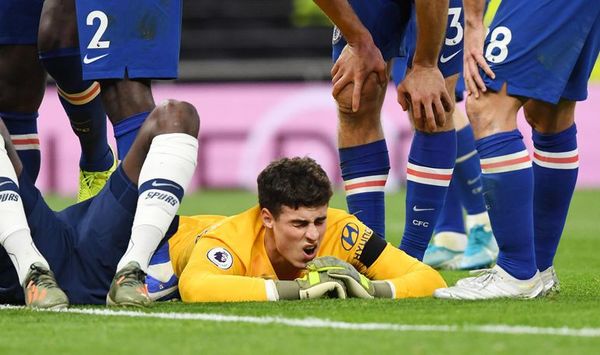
[257,157,333,218]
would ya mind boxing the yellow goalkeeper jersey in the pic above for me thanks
[165,205,446,302]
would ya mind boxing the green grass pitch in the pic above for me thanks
[2,190,600,354]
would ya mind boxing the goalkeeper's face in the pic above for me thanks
[269,204,328,269]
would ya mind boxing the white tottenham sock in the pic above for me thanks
[117,133,198,272]
[0,135,49,284]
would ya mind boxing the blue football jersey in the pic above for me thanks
[483,0,600,103]
[75,0,182,80]
[0,0,43,45]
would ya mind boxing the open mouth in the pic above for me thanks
[303,245,317,259]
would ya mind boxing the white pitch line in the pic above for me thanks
[2,304,600,338]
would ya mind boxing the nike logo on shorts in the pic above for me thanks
[440,50,462,64]
[83,53,109,64]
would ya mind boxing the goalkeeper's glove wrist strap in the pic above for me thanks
[373,281,395,298]
[274,280,301,300]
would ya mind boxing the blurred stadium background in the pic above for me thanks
[36,0,600,196]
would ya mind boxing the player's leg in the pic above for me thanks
[333,0,412,240]
[527,13,600,295]
[106,100,199,307]
[399,73,457,261]
[434,85,545,299]
[451,108,497,270]
[425,178,465,269]
[434,0,600,300]
[0,120,68,309]
[524,99,577,295]
[336,68,390,239]
[0,0,45,182]
[74,0,181,160]
[0,46,44,182]
[100,78,156,160]
[398,0,467,260]
[37,0,115,201]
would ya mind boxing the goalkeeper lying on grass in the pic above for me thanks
[168,157,446,302]
[0,102,445,307]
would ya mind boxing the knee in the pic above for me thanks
[151,100,200,137]
[334,72,384,120]
[523,102,575,134]
[465,96,492,137]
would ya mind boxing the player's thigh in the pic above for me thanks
[482,0,600,104]
[38,0,78,51]
[0,0,45,112]
[76,0,181,81]
[393,0,463,87]
[0,46,46,112]
[17,172,74,274]
[332,0,411,63]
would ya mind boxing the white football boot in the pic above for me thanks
[434,264,544,300]
[539,266,560,296]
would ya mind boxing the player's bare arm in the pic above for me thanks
[463,0,495,98]
[397,0,453,132]
[313,0,386,112]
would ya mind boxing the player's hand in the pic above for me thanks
[274,268,347,300]
[397,64,453,132]
[331,38,387,113]
[464,23,495,98]
[308,257,375,299]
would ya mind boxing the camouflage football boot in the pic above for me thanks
[23,262,69,310]
[107,261,152,307]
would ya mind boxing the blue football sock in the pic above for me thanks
[400,130,456,260]
[113,112,150,160]
[532,124,578,271]
[434,177,465,235]
[454,125,486,215]
[1,112,40,182]
[339,140,389,239]
[477,130,536,279]
[40,48,113,172]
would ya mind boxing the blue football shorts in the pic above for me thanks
[332,0,412,62]
[0,0,43,45]
[392,0,464,87]
[483,0,600,104]
[0,166,177,305]
[75,0,182,80]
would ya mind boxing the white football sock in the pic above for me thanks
[117,133,198,272]
[0,134,49,284]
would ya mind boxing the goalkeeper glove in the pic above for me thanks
[307,256,394,299]
[273,265,347,300]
